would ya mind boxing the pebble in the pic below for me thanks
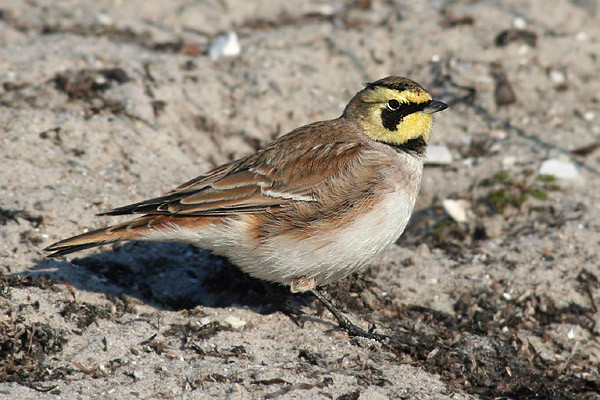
[517,44,529,55]
[483,215,504,238]
[583,111,595,121]
[502,156,517,167]
[489,129,507,140]
[513,17,527,29]
[548,69,566,85]
[310,3,337,16]
[95,13,114,26]
[224,315,247,330]
[425,145,452,165]
[199,317,211,326]
[442,199,470,223]
[209,32,240,60]
[489,143,502,153]
[132,370,144,380]
[415,243,432,260]
[539,159,582,181]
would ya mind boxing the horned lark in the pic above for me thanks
[46,76,447,339]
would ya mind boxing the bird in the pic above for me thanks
[45,76,448,340]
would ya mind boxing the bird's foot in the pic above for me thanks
[310,289,387,342]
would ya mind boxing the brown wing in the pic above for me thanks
[100,140,366,218]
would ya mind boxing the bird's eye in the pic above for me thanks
[387,99,400,110]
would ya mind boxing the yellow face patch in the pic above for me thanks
[355,86,434,146]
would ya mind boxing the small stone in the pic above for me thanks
[132,370,144,380]
[209,32,240,60]
[489,129,507,140]
[425,145,452,165]
[583,111,595,121]
[549,69,566,85]
[490,143,502,153]
[95,13,114,26]
[502,156,516,167]
[224,315,246,330]
[492,63,517,106]
[517,45,530,55]
[513,17,527,29]
[415,243,432,260]
[310,3,337,15]
[483,215,504,238]
[567,327,575,340]
[539,159,582,181]
[199,317,211,326]
[442,199,470,223]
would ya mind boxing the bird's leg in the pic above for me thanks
[310,289,387,341]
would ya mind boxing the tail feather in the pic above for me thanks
[46,241,117,257]
[44,216,156,257]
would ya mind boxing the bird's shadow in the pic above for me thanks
[30,241,305,315]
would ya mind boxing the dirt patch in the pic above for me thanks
[0,274,68,390]
[326,272,600,399]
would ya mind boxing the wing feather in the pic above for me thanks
[100,140,365,218]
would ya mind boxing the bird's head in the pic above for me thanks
[344,76,447,152]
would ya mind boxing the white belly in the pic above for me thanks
[245,187,418,286]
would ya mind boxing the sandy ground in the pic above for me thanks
[1,0,600,399]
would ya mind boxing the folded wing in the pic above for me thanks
[100,141,364,217]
